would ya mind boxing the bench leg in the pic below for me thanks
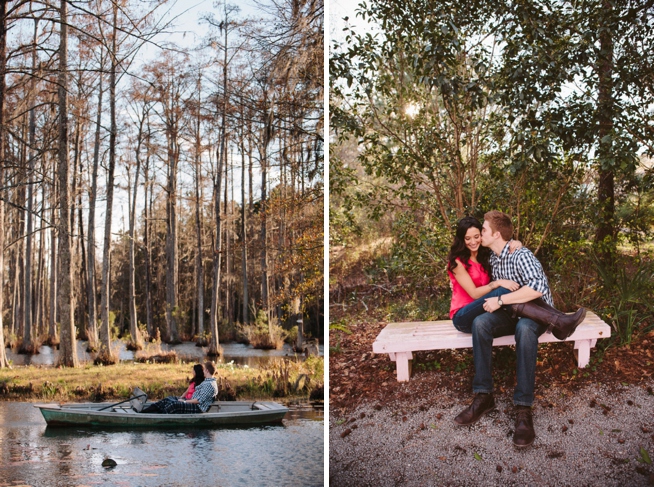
[389,352,413,381]
[574,339,595,368]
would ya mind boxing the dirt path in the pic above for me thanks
[329,312,654,485]
[329,382,654,486]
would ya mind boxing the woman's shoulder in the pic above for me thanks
[449,257,466,273]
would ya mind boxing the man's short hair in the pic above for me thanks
[484,210,514,241]
[204,361,216,376]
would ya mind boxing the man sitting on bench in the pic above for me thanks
[140,362,218,414]
[452,211,583,448]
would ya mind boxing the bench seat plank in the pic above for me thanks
[372,311,611,381]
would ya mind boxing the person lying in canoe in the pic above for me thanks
[140,361,218,414]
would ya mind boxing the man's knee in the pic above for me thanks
[515,318,542,340]
[472,313,495,335]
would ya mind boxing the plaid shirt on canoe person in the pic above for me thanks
[140,363,218,414]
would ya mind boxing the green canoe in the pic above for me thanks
[34,400,288,427]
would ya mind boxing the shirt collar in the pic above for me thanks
[498,241,512,260]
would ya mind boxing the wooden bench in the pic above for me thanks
[372,311,611,382]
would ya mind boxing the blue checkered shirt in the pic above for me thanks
[192,377,218,412]
[490,242,554,306]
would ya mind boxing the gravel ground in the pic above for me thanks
[329,382,654,486]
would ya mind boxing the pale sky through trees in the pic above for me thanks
[330,0,369,44]
[100,0,284,240]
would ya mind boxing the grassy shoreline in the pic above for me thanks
[0,357,324,404]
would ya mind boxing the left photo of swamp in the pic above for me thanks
[0,0,324,485]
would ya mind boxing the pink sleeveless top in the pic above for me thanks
[448,258,491,318]
[185,382,196,400]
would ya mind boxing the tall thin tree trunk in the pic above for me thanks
[143,130,154,339]
[48,170,58,345]
[0,0,9,368]
[162,75,181,344]
[127,110,144,350]
[164,104,180,343]
[16,117,26,344]
[240,126,249,326]
[209,145,224,356]
[86,68,103,352]
[209,6,231,356]
[230,151,235,328]
[99,3,119,361]
[224,145,231,328]
[21,15,40,354]
[57,0,78,367]
[277,127,288,323]
[70,83,82,338]
[12,250,21,340]
[260,93,273,337]
[77,136,88,340]
[36,210,45,340]
[595,0,615,268]
[248,126,253,211]
[194,75,205,343]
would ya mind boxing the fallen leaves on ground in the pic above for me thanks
[330,304,654,415]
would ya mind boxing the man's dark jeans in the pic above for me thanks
[470,310,547,406]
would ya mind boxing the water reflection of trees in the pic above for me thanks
[1,401,323,486]
[6,341,323,367]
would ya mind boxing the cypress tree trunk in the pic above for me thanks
[127,112,144,350]
[36,210,45,340]
[86,67,103,351]
[56,0,79,367]
[240,130,248,326]
[21,15,40,354]
[194,75,205,343]
[208,146,224,356]
[260,92,272,338]
[143,136,154,339]
[76,131,87,341]
[48,172,58,346]
[224,145,231,328]
[0,0,9,368]
[99,3,119,362]
[164,101,180,343]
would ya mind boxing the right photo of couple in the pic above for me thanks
[328,0,654,485]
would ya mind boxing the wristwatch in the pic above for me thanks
[497,297,503,307]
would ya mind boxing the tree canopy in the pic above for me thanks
[331,0,654,274]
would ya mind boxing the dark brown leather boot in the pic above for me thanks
[513,405,535,447]
[454,393,495,426]
[140,404,160,414]
[508,298,587,340]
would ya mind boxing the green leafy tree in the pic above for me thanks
[491,0,654,266]
[331,0,503,228]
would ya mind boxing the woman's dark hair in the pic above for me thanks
[447,216,492,277]
[191,364,205,387]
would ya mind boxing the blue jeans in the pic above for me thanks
[452,287,512,333]
[470,311,547,406]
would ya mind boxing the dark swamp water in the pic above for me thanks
[5,341,324,367]
[0,401,324,486]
